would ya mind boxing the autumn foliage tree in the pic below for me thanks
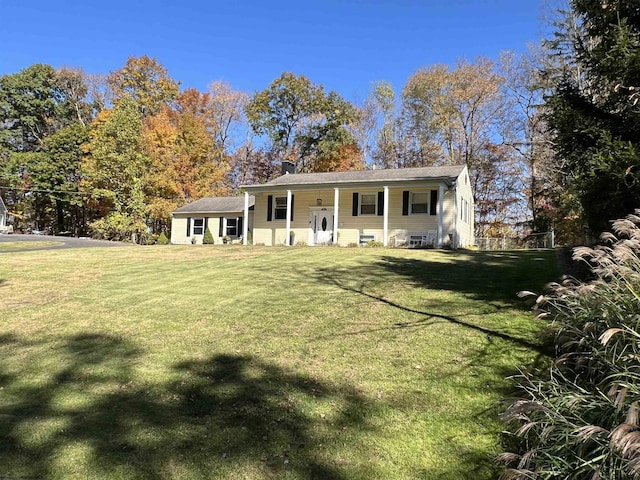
[107,55,180,117]
[245,72,359,173]
[0,51,594,243]
[394,59,523,236]
[206,80,249,152]
[83,98,150,241]
[143,89,230,231]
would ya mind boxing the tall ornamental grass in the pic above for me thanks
[499,212,640,480]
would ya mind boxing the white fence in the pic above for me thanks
[475,231,555,250]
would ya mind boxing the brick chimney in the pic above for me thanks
[281,161,296,176]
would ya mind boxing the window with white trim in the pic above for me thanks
[274,196,287,220]
[360,193,376,215]
[225,218,238,237]
[193,218,204,235]
[410,192,428,214]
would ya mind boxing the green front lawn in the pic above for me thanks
[0,246,558,479]
[0,240,63,250]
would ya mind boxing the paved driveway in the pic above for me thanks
[0,234,132,252]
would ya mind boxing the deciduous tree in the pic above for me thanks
[83,98,149,240]
[108,56,179,117]
[206,80,249,151]
[142,89,231,230]
[401,59,522,235]
[0,64,96,233]
[245,72,357,172]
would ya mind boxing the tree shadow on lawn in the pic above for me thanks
[377,250,558,306]
[307,251,557,477]
[0,333,378,479]
[310,251,556,355]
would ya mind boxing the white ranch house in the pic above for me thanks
[239,164,474,248]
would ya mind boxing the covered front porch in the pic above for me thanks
[241,184,449,247]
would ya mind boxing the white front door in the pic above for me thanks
[309,209,334,245]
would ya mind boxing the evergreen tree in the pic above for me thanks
[202,227,214,245]
[545,0,640,235]
[156,231,169,245]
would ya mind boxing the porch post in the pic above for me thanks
[243,191,249,245]
[383,185,389,246]
[333,187,339,245]
[437,184,445,247]
[286,189,292,246]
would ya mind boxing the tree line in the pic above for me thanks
[1,0,638,244]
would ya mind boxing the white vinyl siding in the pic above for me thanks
[171,212,253,245]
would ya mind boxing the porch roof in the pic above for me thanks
[172,196,255,215]
[242,165,465,192]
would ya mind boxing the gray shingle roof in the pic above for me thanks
[244,165,465,189]
[172,196,254,214]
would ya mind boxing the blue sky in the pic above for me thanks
[2,0,547,101]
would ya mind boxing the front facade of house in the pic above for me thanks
[171,196,254,245]
[241,165,474,248]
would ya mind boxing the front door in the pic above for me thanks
[310,209,334,245]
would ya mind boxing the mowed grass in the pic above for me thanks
[0,240,63,251]
[0,246,558,479]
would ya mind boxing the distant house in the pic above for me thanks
[171,196,255,245]
[240,163,474,248]
[0,195,10,234]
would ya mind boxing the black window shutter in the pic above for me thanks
[186,217,191,237]
[402,191,410,216]
[430,190,438,215]
[204,217,208,233]
[238,216,243,237]
[352,193,359,216]
[267,195,273,221]
[377,191,384,216]
[219,217,224,237]
[290,194,294,221]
